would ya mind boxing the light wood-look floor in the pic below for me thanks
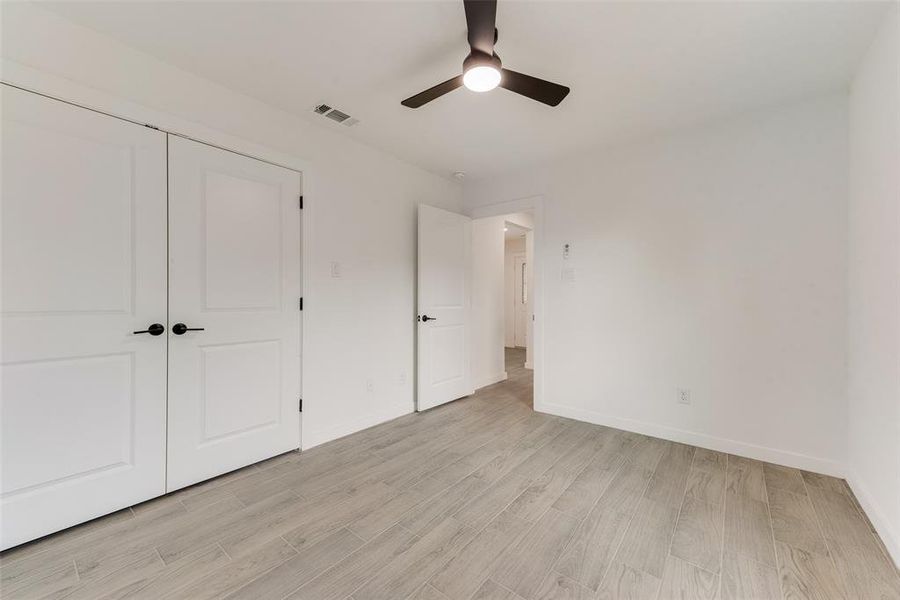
[3,349,898,599]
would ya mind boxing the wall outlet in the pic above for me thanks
[398,371,406,385]
[677,388,691,405]
[330,261,342,278]
[366,379,374,393]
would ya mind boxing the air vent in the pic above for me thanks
[312,104,359,127]
[325,109,350,123]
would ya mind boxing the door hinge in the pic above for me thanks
[299,398,303,412]
[298,195,303,209]
[299,297,303,311]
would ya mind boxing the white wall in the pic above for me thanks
[466,95,850,474]
[471,216,508,389]
[847,6,900,565]
[0,3,462,449]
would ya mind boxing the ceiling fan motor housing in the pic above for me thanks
[463,51,502,74]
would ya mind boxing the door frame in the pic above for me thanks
[467,196,545,412]
[0,76,310,450]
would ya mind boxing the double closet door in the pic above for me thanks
[1,85,301,550]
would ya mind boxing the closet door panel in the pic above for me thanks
[0,86,168,550]
[167,136,301,491]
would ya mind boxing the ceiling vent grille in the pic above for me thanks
[312,104,359,127]
[325,109,350,123]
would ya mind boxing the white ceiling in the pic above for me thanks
[45,1,888,180]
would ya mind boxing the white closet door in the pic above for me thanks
[167,136,301,491]
[0,86,168,550]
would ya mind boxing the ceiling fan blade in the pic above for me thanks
[464,0,497,56]
[499,68,570,107]
[401,75,465,108]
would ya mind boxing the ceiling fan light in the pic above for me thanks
[463,65,501,92]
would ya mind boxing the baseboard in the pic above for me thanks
[845,471,900,568]
[475,371,508,390]
[537,401,845,477]
[302,402,411,450]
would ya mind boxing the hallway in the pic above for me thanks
[498,346,532,409]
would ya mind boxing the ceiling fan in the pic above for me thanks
[401,0,570,109]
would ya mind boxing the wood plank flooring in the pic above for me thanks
[2,348,898,599]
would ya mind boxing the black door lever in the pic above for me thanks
[133,323,165,336]
[172,323,205,335]
[421,315,437,322]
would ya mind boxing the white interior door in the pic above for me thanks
[1,86,168,549]
[417,204,473,411]
[514,254,528,347]
[167,136,301,491]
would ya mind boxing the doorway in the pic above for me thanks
[470,210,535,408]
[415,197,543,414]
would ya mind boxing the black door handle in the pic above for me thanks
[421,315,437,322]
[133,323,165,336]
[172,323,205,335]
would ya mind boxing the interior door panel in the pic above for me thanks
[166,135,302,491]
[0,85,168,550]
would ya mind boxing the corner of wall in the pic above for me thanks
[845,471,900,568]
[845,4,900,569]
[302,400,412,450]
[539,401,846,477]
[474,371,508,390]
